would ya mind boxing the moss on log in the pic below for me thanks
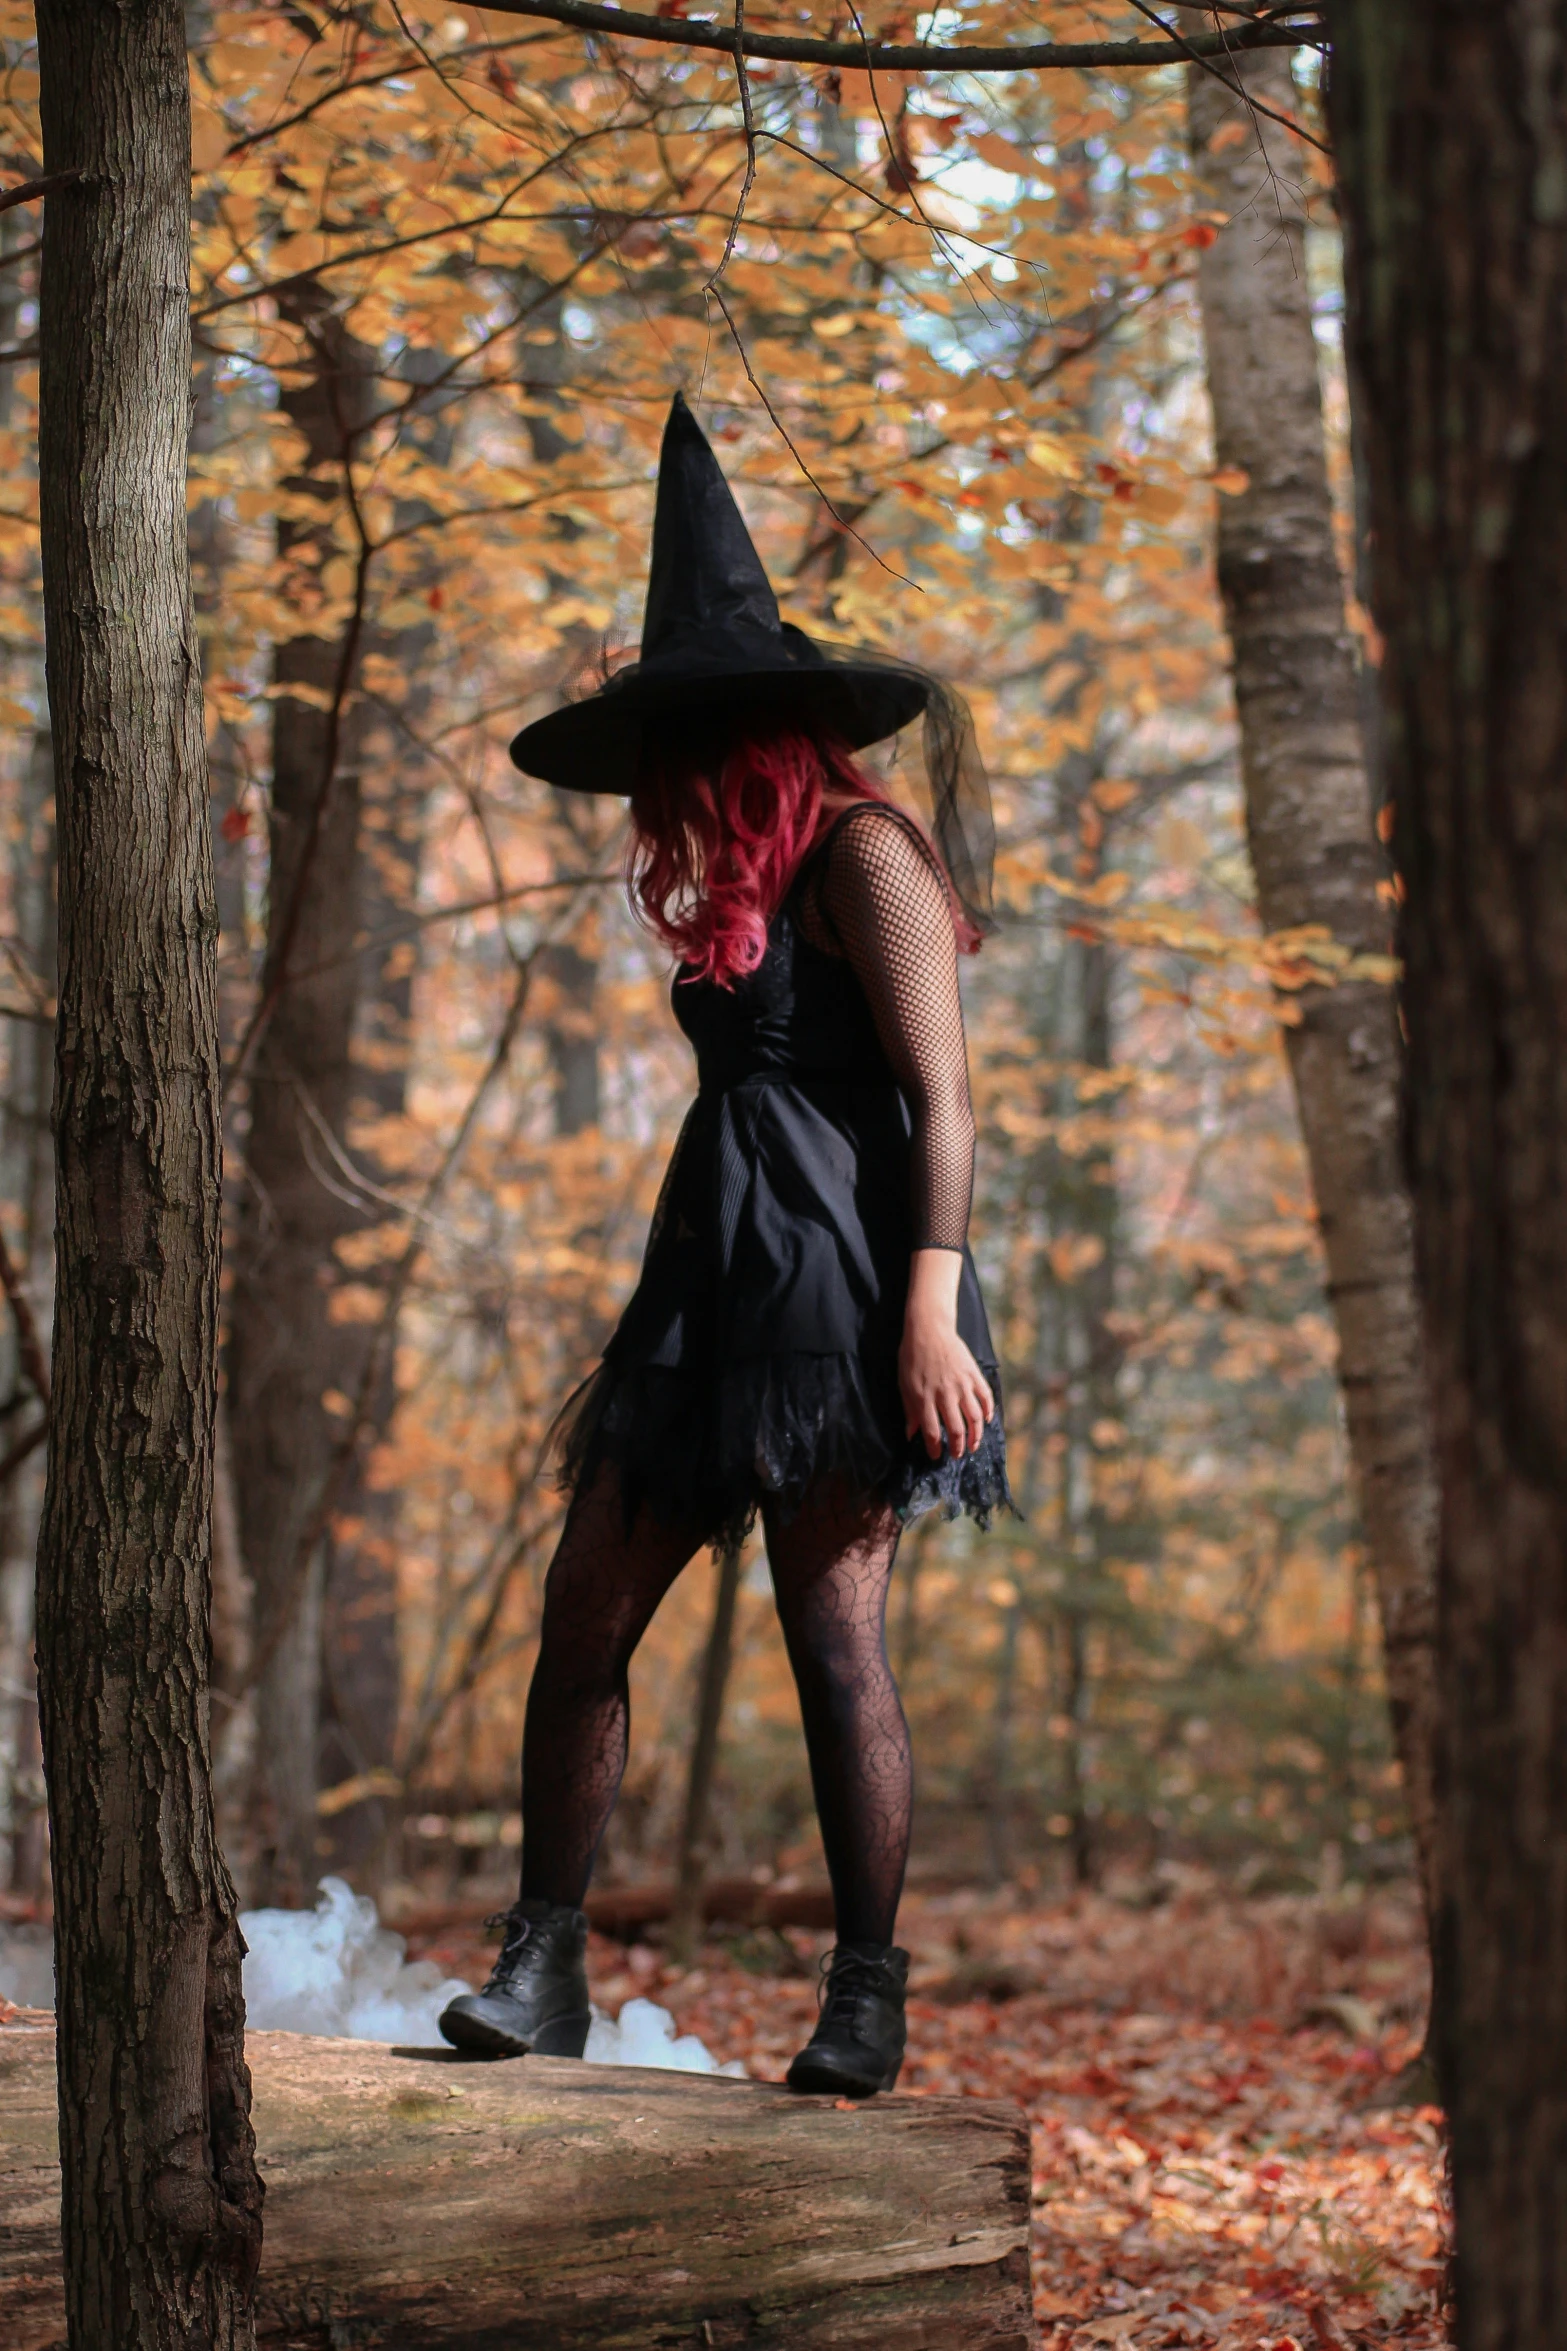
[1,2023,1033,2348]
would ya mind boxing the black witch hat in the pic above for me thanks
[510,392,933,785]
[509,392,996,931]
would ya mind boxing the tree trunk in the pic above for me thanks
[2,2024,1033,2351]
[984,1590,1021,1886]
[228,288,381,1906]
[1048,914,1119,1892]
[313,753,424,1885]
[539,939,602,1136]
[315,346,455,1884]
[669,1537,743,1963]
[1327,6,1567,2343]
[32,2,264,2343]
[0,727,54,1901]
[1187,48,1441,1927]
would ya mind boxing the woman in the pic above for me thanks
[440,394,1011,2096]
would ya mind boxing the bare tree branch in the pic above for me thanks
[1122,0,1329,153]
[702,0,758,300]
[0,168,79,215]
[457,0,1320,75]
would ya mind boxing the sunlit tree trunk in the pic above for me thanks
[1188,49,1441,1931]
[33,0,263,2339]
[1328,6,1567,2342]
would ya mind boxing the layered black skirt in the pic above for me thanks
[553,1065,1012,1548]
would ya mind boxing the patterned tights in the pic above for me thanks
[519,1465,910,1945]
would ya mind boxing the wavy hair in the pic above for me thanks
[628,721,977,987]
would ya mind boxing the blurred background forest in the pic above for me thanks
[0,2,1404,1923]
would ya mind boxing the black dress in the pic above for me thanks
[555,803,1012,1546]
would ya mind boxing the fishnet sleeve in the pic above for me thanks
[820,806,976,1252]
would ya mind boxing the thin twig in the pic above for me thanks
[399,1516,550,1784]
[1123,0,1329,154]
[786,262,1195,564]
[193,133,632,323]
[220,870,618,990]
[293,1085,463,1238]
[703,0,757,298]
[759,130,1031,274]
[843,0,1026,336]
[222,33,558,157]
[709,284,919,590]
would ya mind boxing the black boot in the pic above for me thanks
[786,1941,909,2097]
[439,1897,591,2058]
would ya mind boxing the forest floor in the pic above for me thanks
[413,1876,1449,2351]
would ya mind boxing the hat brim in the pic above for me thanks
[509,663,929,794]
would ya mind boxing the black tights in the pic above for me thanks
[519,1466,910,1946]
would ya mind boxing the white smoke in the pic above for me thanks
[587,1993,745,2075]
[2,1876,741,2076]
[240,1876,473,2044]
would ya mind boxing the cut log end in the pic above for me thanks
[1,2023,1034,2349]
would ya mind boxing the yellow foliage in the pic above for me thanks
[0,6,1387,1864]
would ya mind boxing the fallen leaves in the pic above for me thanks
[493,1882,1447,2351]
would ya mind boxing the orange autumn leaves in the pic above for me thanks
[0,7,1381,1864]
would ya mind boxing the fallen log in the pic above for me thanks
[392,1876,839,1944]
[1,2022,1033,2349]
[588,1872,837,1937]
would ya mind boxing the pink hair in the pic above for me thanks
[628,722,977,987]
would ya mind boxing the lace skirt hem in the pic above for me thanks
[550,1349,1014,1551]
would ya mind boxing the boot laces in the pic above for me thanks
[818,1949,893,2029]
[483,1908,534,1986]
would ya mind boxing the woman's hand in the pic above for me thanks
[899,1249,994,1460]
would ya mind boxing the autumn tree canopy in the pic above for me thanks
[0,0,1388,1914]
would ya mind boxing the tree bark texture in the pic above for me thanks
[1188,49,1441,1923]
[228,287,383,1905]
[1327,7,1567,2346]
[32,2,264,2345]
[1,2024,1032,2351]
[0,726,55,1899]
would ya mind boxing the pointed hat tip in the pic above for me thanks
[643,387,779,657]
